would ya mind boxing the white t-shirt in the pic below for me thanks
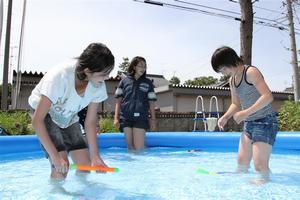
[28,63,108,128]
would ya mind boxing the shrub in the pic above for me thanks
[99,118,118,133]
[277,101,300,131]
[0,110,34,135]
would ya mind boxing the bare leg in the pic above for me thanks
[124,127,134,150]
[251,142,272,184]
[133,128,145,150]
[49,151,69,180]
[70,148,91,174]
[236,133,252,173]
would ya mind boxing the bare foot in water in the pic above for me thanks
[250,178,269,185]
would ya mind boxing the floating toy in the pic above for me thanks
[173,149,203,154]
[196,167,234,175]
[187,149,202,152]
[197,168,216,175]
[70,164,119,172]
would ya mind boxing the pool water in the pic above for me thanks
[1,148,300,200]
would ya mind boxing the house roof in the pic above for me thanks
[169,83,293,95]
[13,70,294,96]
[13,70,44,77]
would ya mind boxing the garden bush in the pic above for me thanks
[0,110,34,135]
[99,117,118,133]
[277,100,300,131]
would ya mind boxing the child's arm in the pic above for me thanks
[149,101,156,131]
[85,102,106,167]
[113,98,122,128]
[233,67,273,124]
[32,95,68,173]
[222,77,241,119]
[218,78,240,130]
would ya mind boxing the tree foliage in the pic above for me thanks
[219,75,230,82]
[118,57,130,74]
[184,76,218,86]
[169,76,180,85]
[277,100,300,131]
[0,110,34,135]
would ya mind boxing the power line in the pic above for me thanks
[253,5,286,14]
[175,0,294,31]
[292,3,300,25]
[230,0,286,14]
[174,0,240,15]
[141,0,241,21]
[135,0,300,34]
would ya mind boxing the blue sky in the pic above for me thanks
[1,0,299,91]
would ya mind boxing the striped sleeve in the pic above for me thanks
[148,81,157,101]
[115,80,124,98]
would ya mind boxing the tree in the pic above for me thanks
[219,75,230,82]
[118,57,130,75]
[184,76,218,86]
[0,84,12,106]
[239,0,253,65]
[169,76,180,85]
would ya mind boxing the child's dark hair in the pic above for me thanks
[127,56,147,77]
[211,46,243,72]
[76,43,115,80]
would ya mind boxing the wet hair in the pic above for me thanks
[76,43,115,80]
[211,46,243,73]
[127,56,147,78]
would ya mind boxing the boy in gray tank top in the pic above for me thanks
[211,46,278,184]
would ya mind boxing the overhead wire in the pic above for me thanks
[292,3,300,25]
[175,0,299,32]
[134,0,298,79]
[134,0,300,34]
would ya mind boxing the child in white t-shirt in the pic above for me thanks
[28,43,114,180]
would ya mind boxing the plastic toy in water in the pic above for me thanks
[173,149,203,154]
[196,167,234,175]
[70,164,119,172]
[187,149,202,152]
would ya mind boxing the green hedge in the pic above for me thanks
[277,100,300,131]
[99,118,119,133]
[0,110,119,135]
[0,110,34,135]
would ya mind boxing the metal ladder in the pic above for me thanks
[208,96,220,119]
[193,95,220,132]
[193,95,207,132]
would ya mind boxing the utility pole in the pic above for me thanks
[239,0,253,65]
[286,0,299,101]
[13,0,27,109]
[0,0,3,46]
[1,0,13,110]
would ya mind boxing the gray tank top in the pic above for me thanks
[233,66,273,121]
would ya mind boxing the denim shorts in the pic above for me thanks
[119,119,149,132]
[30,108,87,157]
[243,113,278,146]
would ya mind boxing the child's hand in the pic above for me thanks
[91,155,107,173]
[233,111,248,124]
[51,154,69,174]
[113,119,119,129]
[217,116,228,131]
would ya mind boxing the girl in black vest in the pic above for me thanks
[114,57,157,151]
